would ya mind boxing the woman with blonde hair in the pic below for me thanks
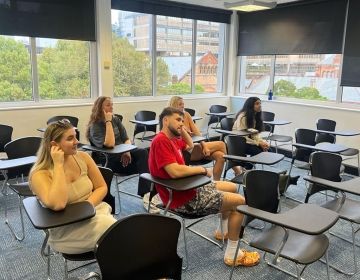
[168,96,241,180]
[30,119,116,254]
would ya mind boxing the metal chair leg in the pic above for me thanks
[181,218,189,270]
[4,191,25,241]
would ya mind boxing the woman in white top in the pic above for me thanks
[233,97,270,156]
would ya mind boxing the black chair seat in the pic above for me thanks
[250,226,329,265]
[62,251,95,262]
[9,182,33,197]
[340,148,359,157]
[267,134,293,142]
[321,197,360,223]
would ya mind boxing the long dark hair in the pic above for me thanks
[235,97,263,131]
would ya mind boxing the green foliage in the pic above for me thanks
[0,37,32,101]
[38,40,90,99]
[112,35,152,96]
[274,79,327,101]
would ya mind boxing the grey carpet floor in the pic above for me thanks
[1,159,360,280]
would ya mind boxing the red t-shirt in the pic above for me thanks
[148,131,196,209]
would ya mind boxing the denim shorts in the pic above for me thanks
[175,182,223,216]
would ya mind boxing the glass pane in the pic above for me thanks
[156,16,192,95]
[112,10,152,97]
[342,87,360,104]
[37,38,90,100]
[195,21,225,93]
[241,56,272,95]
[0,35,32,102]
[274,54,340,101]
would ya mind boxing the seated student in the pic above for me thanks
[233,97,270,156]
[29,120,116,254]
[86,96,151,198]
[148,107,260,267]
[168,96,242,179]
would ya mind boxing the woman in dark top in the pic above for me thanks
[86,96,151,197]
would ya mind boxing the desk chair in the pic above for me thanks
[316,118,359,175]
[262,111,293,153]
[132,110,157,143]
[95,214,182,280]
[3,136,41,241]
[140,173,223,270]
[184,107,195,117]
[230,170,339,280]
[219,117,235,141]
[206,105,227,138]
[22,196,99,280]
[305,152,360,276]
[0,124,13,159]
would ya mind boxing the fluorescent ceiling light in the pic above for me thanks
[224,0,277,12]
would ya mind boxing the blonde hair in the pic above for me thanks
[86,96,111,139]
[168,96,183,109]
[30,120,74,179]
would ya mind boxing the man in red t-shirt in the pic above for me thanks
[148,107,260,267]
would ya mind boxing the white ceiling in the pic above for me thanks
[165,0,301,10]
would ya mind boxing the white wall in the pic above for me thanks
[231,97,360,167]
[0,96,229,141]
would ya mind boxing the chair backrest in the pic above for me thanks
[208,105,227,126]
[315,119,336,144]
[4,136,42,178]
[98,166,115,214]
[224,135,247,170]
[95,214,182,280]
[184,108,195,116]
[114,114,123,122]
[262,111,275,132]
[316,119,336,131]
[134,110,157,137]
[220,117,235,131]
[305,152,342,202]
[243,170,280,225]
[294,128,317,162]
[0,124,13,153]
[46,116,79,127]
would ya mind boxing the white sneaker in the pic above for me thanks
[143,192,161,214]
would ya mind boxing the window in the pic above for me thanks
[342,87,360,104]
[112,10,152,97]
[37,38,91,100]
[195,21,225,93]
[0,35,32,102]
[0,35,92,103]
[239,56,272,95]
[274,54,340,101]
[156,16,192,95]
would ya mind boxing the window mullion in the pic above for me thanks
[152,15,156,97]
[30,37,39,102]
[191,20,197,94]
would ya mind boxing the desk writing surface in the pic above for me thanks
[215,129,253,137]
[224,152,284,165]
[23,197,95,230]
[304,175,360,196]
[0,156,37,170]
[263,120,291,126]
[140,173,211,191]
[129,120,159,126]
[238,204,339,235]
[82,144,137,154]
[313,129,360,137]
[205,112,234,117]
[293,143,348,153]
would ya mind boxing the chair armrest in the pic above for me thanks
[292,143,315,150]
[82,144,137,154]
[237,204,339,235]
[140,173,211,191]
[304,175,360,196]
[23,197,95,230]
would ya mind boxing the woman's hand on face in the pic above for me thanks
[50,146,64,166]
[103,110,113,122]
